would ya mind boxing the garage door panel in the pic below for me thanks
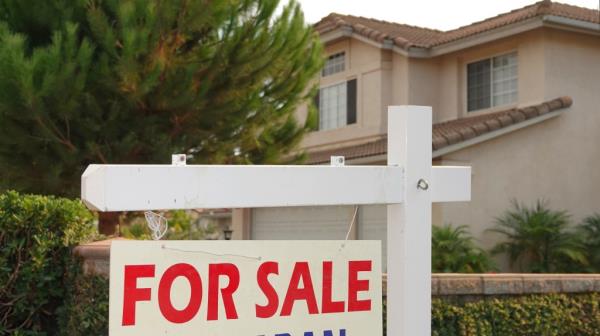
[359,205,387,271]
[252,205,388,271]
[252,206,355,240]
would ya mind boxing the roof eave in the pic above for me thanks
[309,110,565,164]
[319,15,599,58]
[303,97,572,165]
[320,28,399,53]
[429,16,600,57]
[427,17,544,57]
[319,26,353,44]
[318,17,547,58]
[542,15,600,36]
[432,109,563,158]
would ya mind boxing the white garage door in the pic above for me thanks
[358,205,387,271]
[251,206,355,240]
[251,205,388,270]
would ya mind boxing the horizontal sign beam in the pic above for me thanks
[431,166,471,203]
[82,165,405,211]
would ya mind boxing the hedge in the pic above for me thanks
[60,285,600,335]
[431,293,600,336]
[58,259,108,335]
[0,191,95,335]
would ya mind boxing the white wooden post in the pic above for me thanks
[387,106,432,336]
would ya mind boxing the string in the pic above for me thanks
[338,205,359,252]
[344,205,359,241]
[151,205,360,257]
[161,244,262,261]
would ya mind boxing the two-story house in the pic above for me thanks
[232,0,600,270]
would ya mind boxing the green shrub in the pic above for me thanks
[121,210,216,240]
[0,191,95,335]
[58,258,108,336]
[432,293,600,336]
[433,224,495,273]
[578,214,600,272]
[489,200,586,273]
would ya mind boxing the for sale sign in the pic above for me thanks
[109,240,382,335]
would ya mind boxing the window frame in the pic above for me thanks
[314,78,358,132]
[318,81,348,131]
[466,51,518,113]
[322,52,346,77]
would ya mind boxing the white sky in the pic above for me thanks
[281,0,600,30]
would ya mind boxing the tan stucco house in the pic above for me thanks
[232,1,600,270]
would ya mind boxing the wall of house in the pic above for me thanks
[299,38,391,152]
[435,56,461,123]
[390,52,410,105]
[438,28,600,269]
[300,28,551,151]
[406,57,441,120]
[404,29,548,124]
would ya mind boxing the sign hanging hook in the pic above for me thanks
[417,178,429,190]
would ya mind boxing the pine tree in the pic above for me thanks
[0,0,322,232]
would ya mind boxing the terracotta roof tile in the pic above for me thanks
[304,97,572,164]
[315,13,443,48]
[314,1,599,49]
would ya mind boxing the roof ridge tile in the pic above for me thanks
[314,1,599,49]
[342,14,443,33]
[443,1,544,34]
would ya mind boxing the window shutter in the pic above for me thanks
[313,90,320,130]
[346,79,357,124]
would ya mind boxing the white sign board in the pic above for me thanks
[110,240,382,336]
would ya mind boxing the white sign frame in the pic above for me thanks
[81,106,472,336]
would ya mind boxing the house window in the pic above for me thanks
[467,52,518,112]
[322,52,345,77]
[315,79,357,131]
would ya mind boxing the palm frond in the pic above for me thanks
[488,200,585,273]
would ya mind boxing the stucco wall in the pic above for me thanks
[300,38,389,151]
[406,57,441,120]
[438,28,600,269]
[301,28,552,151]
[406,29,548,123]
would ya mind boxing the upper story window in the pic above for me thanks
[322,52,345,77]
[467,52,518,112]
[314,79,357,131]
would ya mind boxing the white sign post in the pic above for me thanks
[81,106,471,336]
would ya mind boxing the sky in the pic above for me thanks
[280,0,600,31]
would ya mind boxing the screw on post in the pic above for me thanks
[330,156,345,166]
[172,154,187,166]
